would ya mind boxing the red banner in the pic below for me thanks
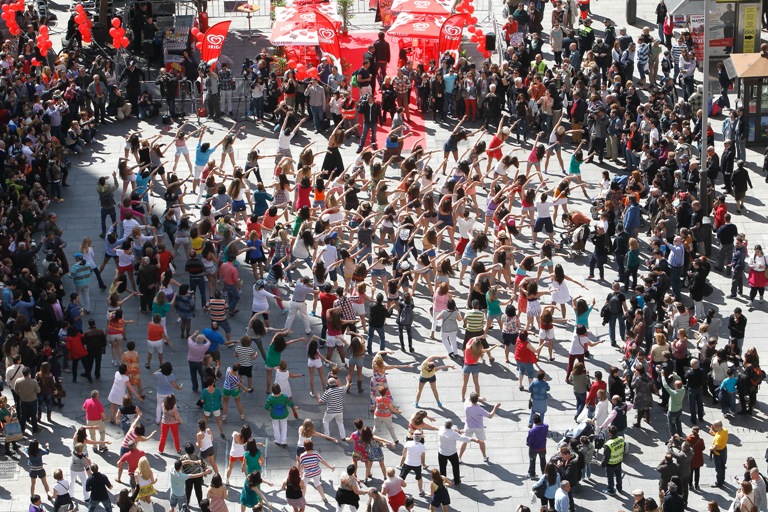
[201,21,232,70]
[438,13,466,54]
[315,12,340,59]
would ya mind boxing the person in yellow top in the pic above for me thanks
[414,356,456,409]
[709,420,728,488]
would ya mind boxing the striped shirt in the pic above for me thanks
[636,43,650,65]
[465,310,486,332]
[320,386,345,414]
[223,368,240,391]
[235,345,256,367]
[670,43,686,67]
[106,318,126,336]
[299,451,324,478]
[207,298,228,322]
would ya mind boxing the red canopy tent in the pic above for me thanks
[390,0,451,14]
[387,13,448,38]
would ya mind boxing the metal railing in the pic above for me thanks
[137,76,261,119]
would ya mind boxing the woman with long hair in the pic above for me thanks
[461,336,499,401]
[240,470,273,511]
[369,352,415,412]
[281,466,307,512]
[158,394,182,454]
[136,456,158,504]
[431,282,453,340]
[206,473,228,512]
[345,333,367,394]
[534,462,560,509]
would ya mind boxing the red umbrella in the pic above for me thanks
[390,0,451,14]
[387,13,447,38]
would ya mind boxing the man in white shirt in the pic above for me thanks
[438,420,477,485]
[455,211,476,256]
[398,430,426,497]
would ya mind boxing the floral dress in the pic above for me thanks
[365,439,384,462]
[369,369,391,411]
[123,351,142,388]
[350,430,368,462]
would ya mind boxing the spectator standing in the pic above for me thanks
[526,413,548,478]
[709,420,728,487]
[15,368,41,434]
[601,425,625,494]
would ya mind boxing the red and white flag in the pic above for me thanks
[315,12,340,59]
[201,21,232,69]
[437,13,467,54]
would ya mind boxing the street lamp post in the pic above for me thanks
[699,0,710,215]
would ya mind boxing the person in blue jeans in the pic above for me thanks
[356,94,381,153]
[366,294,392,353]
[529,370,550,427]
[305,78,326,133]
[605,283,627,347]
[719,368,738,416]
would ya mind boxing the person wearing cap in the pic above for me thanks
[578,19,595,53]
[284,276,318,335]
[399,430,427,496]
[116,440,147,487]
[317,377,346,438]
[601,425,625,494]
[66,252,93,315]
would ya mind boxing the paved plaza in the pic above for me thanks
[3,0,768,510]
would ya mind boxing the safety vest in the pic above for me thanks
[605,436,625,466]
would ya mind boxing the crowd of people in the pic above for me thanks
[0,0,766,511]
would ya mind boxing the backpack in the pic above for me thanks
[661,56,671,73]
[751,367,765,387]
[351,71,360,88]
[398,301,414,326]
[98,186,116,209]
[64,302,78,323]
[608,293,623,315]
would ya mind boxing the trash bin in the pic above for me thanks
[626,0,637,25]
[700,216,713,257]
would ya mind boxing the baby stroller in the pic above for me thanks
[561,223,591,257]
[558,421,606,450]
[590,198,604,220]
